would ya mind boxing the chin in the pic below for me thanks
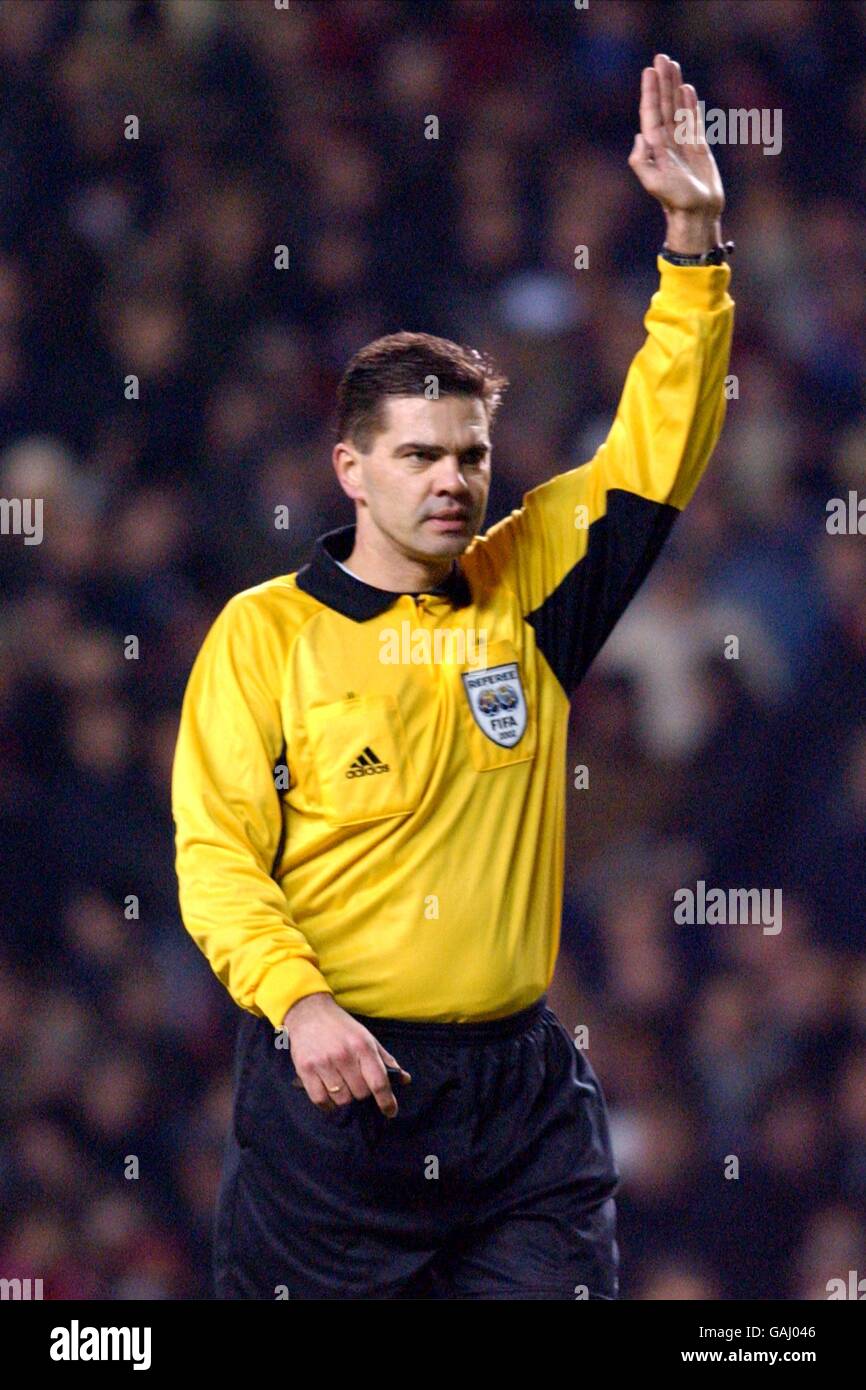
[427,531,475,557]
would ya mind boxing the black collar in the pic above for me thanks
[295,523,473,621]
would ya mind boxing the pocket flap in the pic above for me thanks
[307,694,420,826]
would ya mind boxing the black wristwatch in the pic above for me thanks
[660,240,735,266]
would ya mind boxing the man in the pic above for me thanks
[172,53,734,1300]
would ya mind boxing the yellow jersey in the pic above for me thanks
[171,257,734,1028]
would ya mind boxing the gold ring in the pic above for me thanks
[327,1084,343,1093]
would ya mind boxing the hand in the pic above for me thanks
[282,993,412,1117]
[628,53,725,253]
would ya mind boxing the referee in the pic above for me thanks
[172,54,734,1300]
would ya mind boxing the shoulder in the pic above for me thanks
[222,571,320,629]
[203,572,323,666]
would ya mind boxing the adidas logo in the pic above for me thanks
[345,746,391,778]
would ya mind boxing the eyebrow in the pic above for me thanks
[394,441,491,456]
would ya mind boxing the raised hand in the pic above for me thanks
[628,53,725,253]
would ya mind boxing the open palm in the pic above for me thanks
[628,53,725,217]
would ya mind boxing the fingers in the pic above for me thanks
[675,81,706,153]
[683,83,707,146]
[293,1057,363,1111]
[656,53,679,131]
[293,1038,412,1118]
[640,64,664,143]
[360,1046,413,1118]
[641,54,694,149]
[299,1070,339,1113]
[379,1047,412,1088]
[356,1051,396,1117]
[323,1061,366,1103]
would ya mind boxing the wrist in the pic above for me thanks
[663,210,723,256]
[281,990,335,1036]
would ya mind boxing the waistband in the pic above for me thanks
[347,994,548,1044]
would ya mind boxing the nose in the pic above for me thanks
[431,455,474,495]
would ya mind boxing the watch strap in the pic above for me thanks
[660,239,735,266]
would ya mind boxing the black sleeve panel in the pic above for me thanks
[526,488,679,699]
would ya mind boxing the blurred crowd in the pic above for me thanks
[1,0,865,1300]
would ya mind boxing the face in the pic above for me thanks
[335,394,492,562]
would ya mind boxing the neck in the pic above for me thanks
[344,524,457,592]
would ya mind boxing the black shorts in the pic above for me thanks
[213,995,620,1300]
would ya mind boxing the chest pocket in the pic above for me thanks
[306,693,420,827]
[457,638,537,772]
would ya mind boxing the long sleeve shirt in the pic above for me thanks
[171,256,735,1028]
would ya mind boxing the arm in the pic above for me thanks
[171,591,411,1116]
[465,54,734,696]
[171,591,332,1031]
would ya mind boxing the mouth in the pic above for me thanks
[426,513,471,532]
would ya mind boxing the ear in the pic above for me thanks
[332,440,365,503]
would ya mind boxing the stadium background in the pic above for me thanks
[1,0,865,1300]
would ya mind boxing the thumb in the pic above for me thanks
[630,132,653,164]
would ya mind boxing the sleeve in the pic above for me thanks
[171,592,333,1030]
[466,256,735,698]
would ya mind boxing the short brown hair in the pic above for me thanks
[336,330,509,453]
